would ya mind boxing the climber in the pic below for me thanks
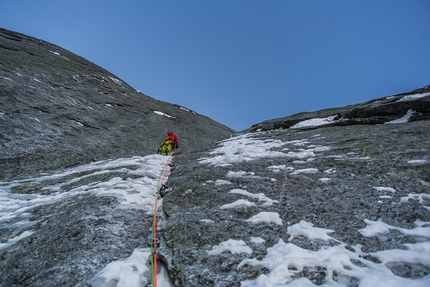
[165,131,179,149]
[157,132,179,155]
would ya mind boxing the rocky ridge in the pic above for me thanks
[250,85,430,131]
[0,28,235,181]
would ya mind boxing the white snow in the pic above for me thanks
[291,115,340,129]
[250,237,266,244]
[108,76,122,85]
[397,92,430,102]
[359,219,430,240]
[239,218,430,287]
[200,219,215,223]
[400,193,430,205]
[89,247,173,287]
[205,179,232,186]
[287,220,335,241]
[385,109,415,124]
[0,154,172,286]
[408,159,428,165]
[290,168,319,175]
[89,248,151,286]
[245,212,283,225]
[227,170,263,179]
[239,235,430,287]
[199,134,288,166]
[220,199,256,209]
[200,132,430,286]
[373,186,396,193]
[178,106,196,114]
[267,164,294,172]
[1,76,13,81]
[285,150,315,159]
[319,177,331,183]
[324,168,336,174]
[214,179,232,185]
[0,230,34,250]
[207,239,253,255]
[153,110,176,119]
[229,189,278,206]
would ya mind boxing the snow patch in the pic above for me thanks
[290,168,318,175]
[408,159,428,165]
[153,110,176,119]
[0,230,34,250]
[245,212,283,225]
[108,76,122,85]
[287,220,335,241]
[373,186,396,193]
[291,115,341,129]
[385,109,415,124]
[397,92,430,102]
[240,219,430,287]
[229,189,278,206]
[220,199,256,209]
[207,239,252,255]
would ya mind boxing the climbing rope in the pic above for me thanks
[150,153,173,287]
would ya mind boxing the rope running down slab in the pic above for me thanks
[150,153,173,287]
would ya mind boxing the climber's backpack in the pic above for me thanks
[157,140,174,155]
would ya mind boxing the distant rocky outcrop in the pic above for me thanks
[250,85,430,131]
[0,28,235,181]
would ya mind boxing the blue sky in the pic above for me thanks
[1,1,429,131]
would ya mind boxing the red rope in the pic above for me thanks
[151,153,173,286]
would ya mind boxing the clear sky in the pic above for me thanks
[1,1,429,131]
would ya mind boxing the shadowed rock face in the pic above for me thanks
[0,28,429,287]
[249,85,430,132]
[0,28,235,180]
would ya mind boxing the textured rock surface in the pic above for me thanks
[0,195,148,286]
[0,28,429,286]
[249,85,430,132]
[0,28,235,181]
[162,120,430,286]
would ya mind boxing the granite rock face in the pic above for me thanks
[0,28,235,181]
[249,85,430,131]
[0,28,429,286]
[162,119,430,286]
